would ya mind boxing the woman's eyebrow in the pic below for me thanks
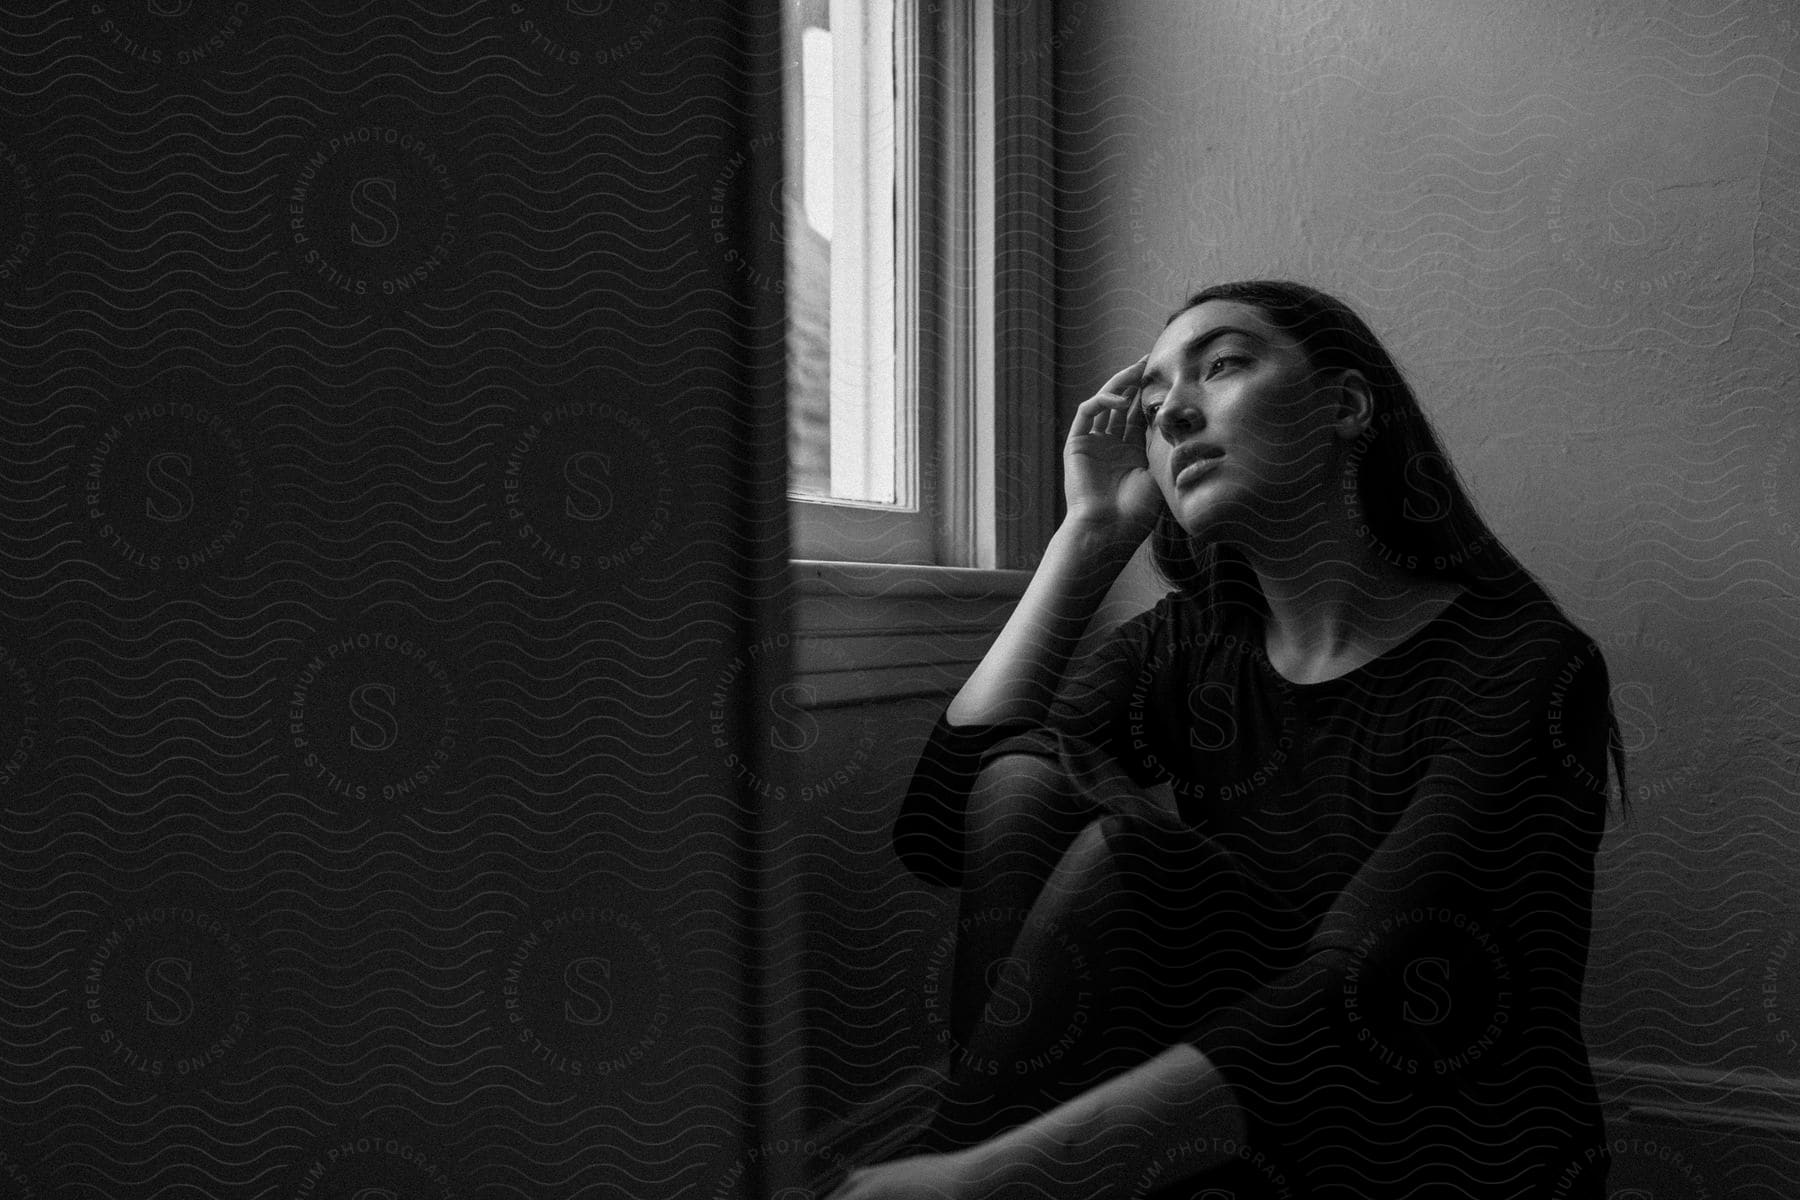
[1140,325,1265,386]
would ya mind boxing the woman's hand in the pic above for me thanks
[822,1150,981,1200]
[1063,357,1163,543]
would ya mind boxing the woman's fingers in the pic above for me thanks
[1100,354,1150,395]
[1072,356,1149,439]
[1075,394,1130,439]
[1123,388,1147,441]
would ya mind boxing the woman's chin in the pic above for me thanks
[1170,506,1229,543]
[1169,489,1236,537]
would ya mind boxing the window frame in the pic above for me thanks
[789,0,1059,582]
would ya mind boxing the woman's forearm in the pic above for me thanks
[960,1042,1248,1200]
[945,519,1142,728]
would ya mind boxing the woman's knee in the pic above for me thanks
[966,753,1091,845]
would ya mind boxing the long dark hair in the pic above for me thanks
[1148,279,1631,821]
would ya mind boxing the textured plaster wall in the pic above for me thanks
[1051,0,1800,1097]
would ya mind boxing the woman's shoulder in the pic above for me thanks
[1448,583,1596,666]
[1430,584,1616,823]
[1437,584,1613,725]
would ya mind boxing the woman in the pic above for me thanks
[829,280,1628,1199]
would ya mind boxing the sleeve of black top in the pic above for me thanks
[891,593,1177,889]
[1181,625,1614,1171]
[891,709,1044,889]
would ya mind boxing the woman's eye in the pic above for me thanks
[1141,356,1243,423]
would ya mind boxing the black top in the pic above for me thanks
[895,584,1615,1198]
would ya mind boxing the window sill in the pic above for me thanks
[789,558,1032,707]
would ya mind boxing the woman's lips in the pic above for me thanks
[1175,454,1222,489]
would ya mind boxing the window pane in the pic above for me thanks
[784,0,899,506]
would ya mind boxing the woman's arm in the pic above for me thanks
[963,1040,1248,1198]
[826,1043,1247,1200]
[946,359,1160,729]
[892,546,1184,888]
[944,517,1142,728]
[895,359,1172,889]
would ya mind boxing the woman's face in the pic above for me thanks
[1138,299,1351,541]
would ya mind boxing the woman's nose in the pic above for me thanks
[1155,391,1200,437]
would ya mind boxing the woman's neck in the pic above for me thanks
[1246,547,1461,683]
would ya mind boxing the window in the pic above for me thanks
[783,0,1058,576]
[784,0,898,509]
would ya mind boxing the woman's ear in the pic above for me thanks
[1333,368,1375,439]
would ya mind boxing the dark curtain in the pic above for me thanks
[0,2,793,1196]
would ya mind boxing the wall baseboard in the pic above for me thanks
[1594,1056,1800,1135]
